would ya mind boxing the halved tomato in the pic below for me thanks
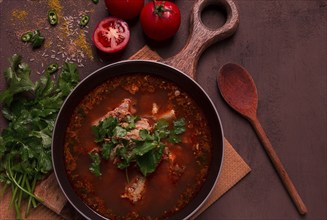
[92,17,130,53]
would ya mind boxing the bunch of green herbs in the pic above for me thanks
[90,115,186,177]
[0,54,79,218]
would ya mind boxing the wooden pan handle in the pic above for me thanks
[163,0,240,79]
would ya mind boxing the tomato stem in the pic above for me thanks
[152,0,172,17]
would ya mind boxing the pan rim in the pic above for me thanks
[52,60,224,220]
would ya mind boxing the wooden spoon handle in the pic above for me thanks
[250,116,308,215]
[163,0,240,79]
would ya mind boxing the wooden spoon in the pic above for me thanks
[217,63,308,215]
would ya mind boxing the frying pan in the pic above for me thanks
[52,0,239,219]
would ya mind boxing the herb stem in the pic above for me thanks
[15,199,23,220]
[6,164,41,202]
[17,174,26,211]
[25,174,34,216]
[125,168,130,183]
[31,177,38,208]
[10,173,22,207]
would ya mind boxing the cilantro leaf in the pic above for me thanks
[113,126,127,138]
[0,55,80,218]
[0,136,5,158]
[92,116,118,142]
[35,72,56,98]
[123,115,140,130]
[57,62,80,97]
[136,144,165,176]
[169,118,186,143]
[154,119,170,139]
[133,141,158,156]
[139,129,154,141]
[88,151,102,176]
[90,114,186,177]
[0,54,35,106]
[172,118,186,134]
[101,142,114,160]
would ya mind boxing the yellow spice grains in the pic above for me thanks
[48,0,62,16]
[12,9,28,20]
[74,30,94,60]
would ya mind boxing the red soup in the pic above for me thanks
[64,73,212,219]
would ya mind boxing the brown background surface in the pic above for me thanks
[0,0,326,220]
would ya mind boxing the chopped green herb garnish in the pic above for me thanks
[169,118,186,143]
[0,54,80,218]
[89,151,102,176]
[90,115,186,177]
[48,9,58,26]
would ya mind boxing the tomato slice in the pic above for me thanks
[92,17,130,53]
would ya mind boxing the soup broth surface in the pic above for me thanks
[64,73,212,219]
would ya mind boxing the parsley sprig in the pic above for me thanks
[0,54,80,218]
[90,115,186,177]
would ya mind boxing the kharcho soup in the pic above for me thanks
[63,73,213,219]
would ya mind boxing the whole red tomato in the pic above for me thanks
[105,0,144,20]
[92,17,130,53]
[140,0,181,41]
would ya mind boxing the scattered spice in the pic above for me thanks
[10,1,94,70]
[74,30,94,60]
[48,0,63,16]
[12,9,28,20]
